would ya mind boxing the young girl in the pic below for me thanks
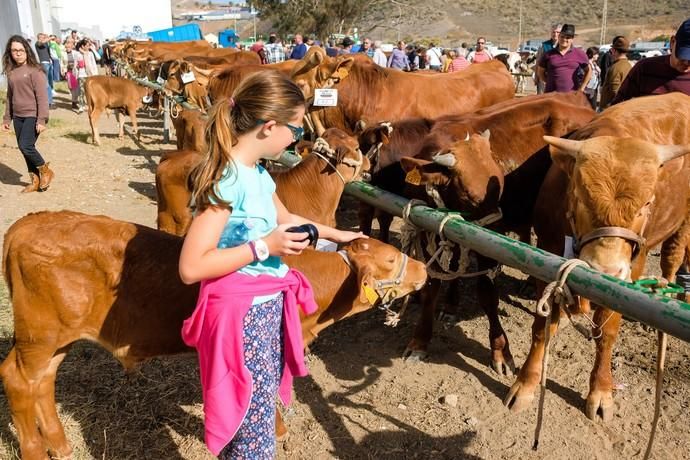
[178,71,364,459]
[2,35,55,193]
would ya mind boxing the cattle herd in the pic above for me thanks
[1,38,690,460]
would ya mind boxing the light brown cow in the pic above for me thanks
[504,92,690,421]
[0,211,426,460]
[171,108,205,152]
[164,61,215,113]
[208,62,299,101]
[156,128,370,235]
[84,75,150,146]
[290,48,515,134]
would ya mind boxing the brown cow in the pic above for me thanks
[171,108,205,152]
[393,92,595,373]
[164,61,216,113]
[504,92,690,421]
[208,62,299,102]
[156,128,370,235]
[84,75,150,146]
[0,211,427,460]
[290,49,515,134]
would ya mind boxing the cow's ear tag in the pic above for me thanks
[362,284,379,305]
[405,168,422,185]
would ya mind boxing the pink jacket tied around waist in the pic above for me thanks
[181,268,318,455]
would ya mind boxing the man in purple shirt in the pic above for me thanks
[537,24,591,93]
[612,17,690,104]
[387,41,409,71]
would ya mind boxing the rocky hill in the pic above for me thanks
[171,0,686,47]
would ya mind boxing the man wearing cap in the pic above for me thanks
[599,36,632,108]
[537,24,591,94]
[339,37,354,55]
[612,18,690,104]
[535,23,562,93]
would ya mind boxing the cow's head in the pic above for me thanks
[291,48,355,101]
[343,238,427,309]
[399,130,503,219]
[301,128,371,182]
[546,135,690,279]
[355,121,393,173]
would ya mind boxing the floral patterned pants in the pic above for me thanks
[218,293,284,460]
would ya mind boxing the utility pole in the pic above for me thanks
[600,0,608,45]
[517,0,523,50]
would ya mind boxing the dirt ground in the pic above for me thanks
[0,88,689,460]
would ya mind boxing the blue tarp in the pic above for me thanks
[147,24,203,42]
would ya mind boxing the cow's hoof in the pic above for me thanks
[585,389,614,422]
[491,357,515,377]
[503,379,536,412]
[402,347,428,362]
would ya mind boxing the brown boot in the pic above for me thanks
[37,163,54,191]
[21,173,40,193]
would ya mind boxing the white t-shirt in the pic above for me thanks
[426,47,442,67]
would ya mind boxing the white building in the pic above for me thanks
[1,0,171,50]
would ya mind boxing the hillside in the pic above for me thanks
[171,0,686,47]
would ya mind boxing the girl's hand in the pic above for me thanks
[263,224,310,256]
[330,230,367,244]
[36,124,46,134]
[2,123,10,131]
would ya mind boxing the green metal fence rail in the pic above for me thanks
[344,181,690,343]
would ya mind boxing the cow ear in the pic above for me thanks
[544,135,580,176]
[295,140,313,157]
[400,157,450,186]
[331,57,355,80]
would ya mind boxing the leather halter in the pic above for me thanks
[337,250,409,307]
[568,197,653,260]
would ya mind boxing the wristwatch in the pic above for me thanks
[249,239,270,262]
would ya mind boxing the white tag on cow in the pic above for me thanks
[563,236,575,259]
[156,76,165,85]
[142,95,153,104]
[315,239,338,252]
[313,88,338,107]
[181,71,196,84]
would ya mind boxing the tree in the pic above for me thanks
[252,0,388,39]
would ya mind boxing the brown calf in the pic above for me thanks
[0,211,427,460]
[171,108,205,152]
[84,75,149,146]
[156,128,370,235]
[504,92,690,421]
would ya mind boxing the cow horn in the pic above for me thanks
[481,129,491,140]
[432,152,457,168]
[194,66,214,78]
[543,135,582,157]
[657,144,690,164]
[464,132,470,141]
[355,120,367,132]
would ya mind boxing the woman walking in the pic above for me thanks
[2,35,55,193]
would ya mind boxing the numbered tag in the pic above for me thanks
[405,168,422,185]
[362,285,379,305]
[180,71,196,84]
[563,235,575,259]
[156,76,165,85]
[313,88,338,107]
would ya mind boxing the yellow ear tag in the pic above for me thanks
[363,285,379,305]
[405,168,422,185]
[334,68,349,80]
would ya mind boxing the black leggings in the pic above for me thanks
[13,117,46,174]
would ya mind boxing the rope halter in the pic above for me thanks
[310,136,365,184]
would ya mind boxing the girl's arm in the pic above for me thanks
[180,205,311,284]
[273,193,365,244]
[179,206,253,284]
